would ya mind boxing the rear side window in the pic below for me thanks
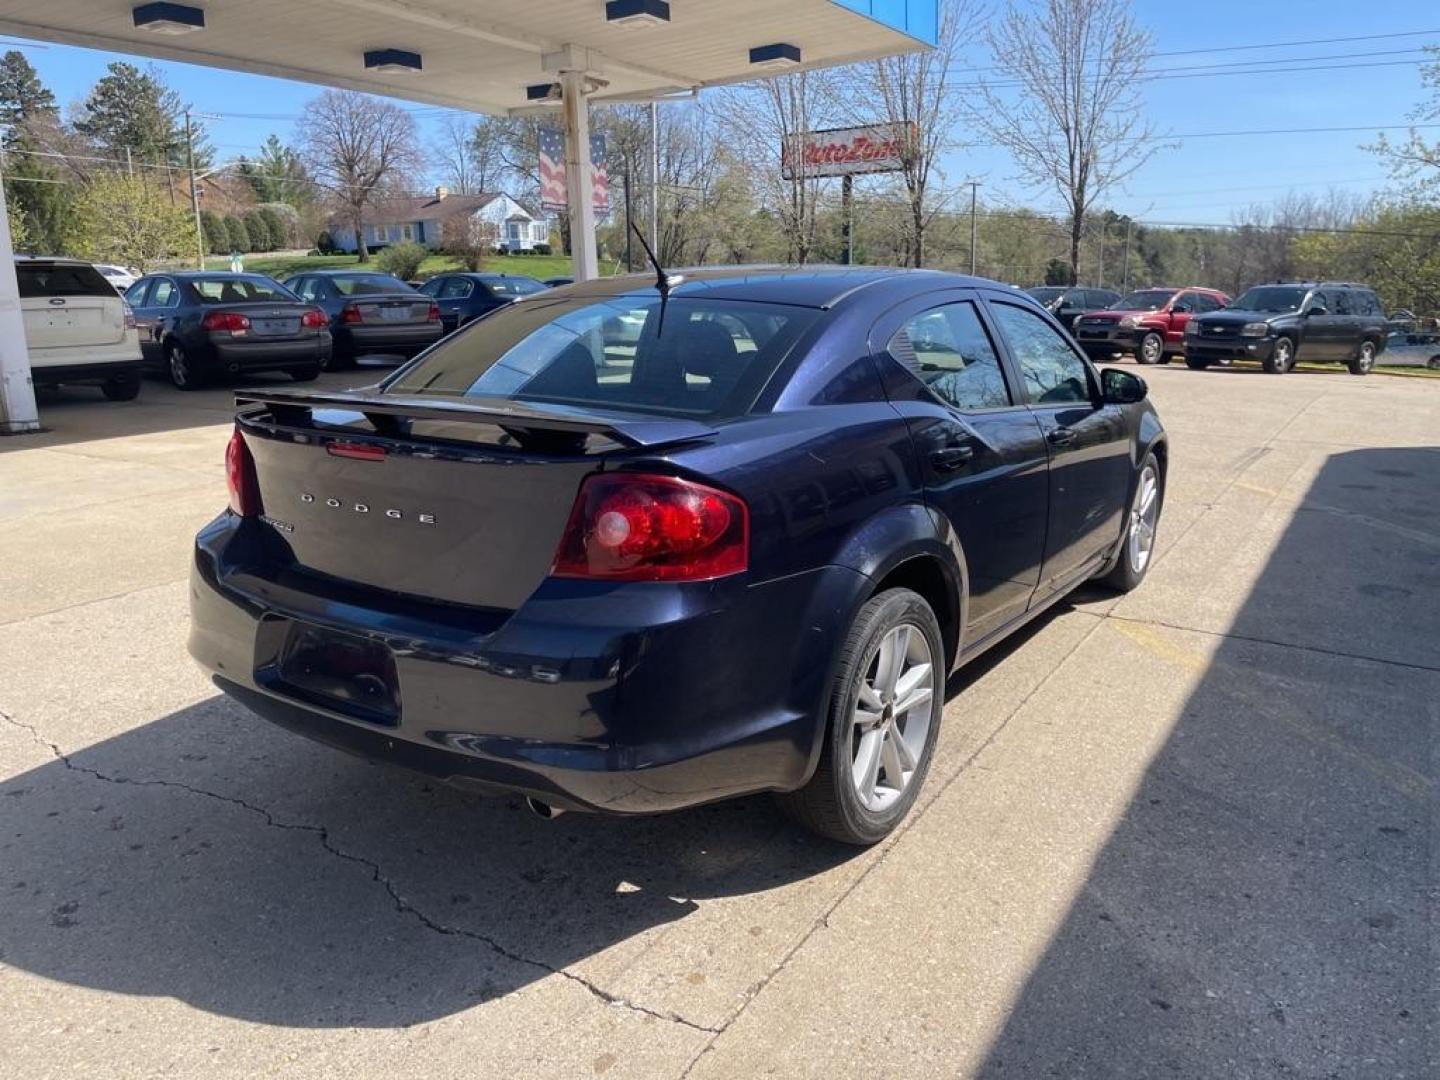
[150,280,179,307]
[1357,291,1383,316]
[1333,290,1354,316]
[887,302,1011,411]
[387,295,819,420]
[16,262,114,298]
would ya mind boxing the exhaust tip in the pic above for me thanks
[525,796,566,820]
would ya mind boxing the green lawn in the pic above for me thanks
[203,251,589,281]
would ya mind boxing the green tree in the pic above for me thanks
[257,205,289,249]
[243,210,273,251]
[222,213,250,253]
[0,50,56,141]
[65,173,197,271]
[5,192,30,251]
[237,134,314,208]
[0,50,70,253]
[74,61,210,169]
[198,209,227,254]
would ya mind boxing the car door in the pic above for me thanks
[984,296,1132,597]
[137,278,180,363]
[1331,288,1361,358]
[439,276,477,331]
[1301,289,1340,360]
[871,293,1050,642]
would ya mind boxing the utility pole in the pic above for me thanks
[124,146,133,178]
[648,100,659,257]
[1121,218,1133,293]
[968,181,980,277]
[185,109,203,270]
[623,164,633,271]
[841,174,853,266]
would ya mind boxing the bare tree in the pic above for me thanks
[297,89,422,262]
[972,0,1161,284]
[467,116,509,193]
[849,0,979,266]
[431,113,478,194]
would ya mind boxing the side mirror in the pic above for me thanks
[1102,368,1147,405]
[1304,305,1327,317]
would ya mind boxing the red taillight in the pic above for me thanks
[225,428,262,517]
[122,302,137,330]
[301,307,328,329]
[340,303,363,324]
[551,473,748,582]
[202,311,251,333]
[427,302,441,322]
[326,441,386,461]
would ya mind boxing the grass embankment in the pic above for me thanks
[203,251,590,281]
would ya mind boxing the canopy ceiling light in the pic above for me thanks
[749,42,802,69]
[363,48,423,75]
[132,3,205,35]
[605,0,671,27]
[526,82,561,101]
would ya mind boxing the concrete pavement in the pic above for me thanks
[1,365,1435,1078]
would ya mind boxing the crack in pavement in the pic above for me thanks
[0,707,721,1036]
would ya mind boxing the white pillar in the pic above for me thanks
[0,173,39,434]
[560,68,599,282]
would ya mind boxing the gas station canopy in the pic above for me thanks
[0,1,936,113]
[0,0,936,433]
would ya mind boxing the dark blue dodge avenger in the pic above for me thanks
[189,267,1166,844]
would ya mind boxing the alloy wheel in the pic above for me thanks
[1273,339,1294,372]
[1356,341,1376,373]
[1128,463,1160,574]
[850,623,934,812]
[168,344,191,388]
[1140,334,1163,364]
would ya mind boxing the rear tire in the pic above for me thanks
[101,375,141,401]
[166,340,204,390]
[1137,332,1164,365]
[1184,356,1211,371]
[1263,337,1295,374]
[1102,453,1163,593]
[1348,339,1377,376]
[289,363,321,382]
[775,588,944,846]
[322,346,353,372]
[1427,356,1440,370]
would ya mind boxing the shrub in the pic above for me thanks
[256,204,294,250]
[375,240,427,281]
[315,229,336,254]
[223,213,250,253]
[534,242,552,256]
[243,211,274,252]
[199,210,227,255]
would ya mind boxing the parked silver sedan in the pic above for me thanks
[1383,330,1440,369]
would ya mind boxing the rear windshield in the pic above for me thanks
[189,276,295,303]
[329,274,412,296]
[17,262,115,298]
[1114,289,1176,311]
[387,295,820,419]
[485,277,547,297]
[1232,286,1307,313]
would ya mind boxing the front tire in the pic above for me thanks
[1137,332,1164,365]
[1184,355,1211,371]
[1102,453,1163,592]
[1348,339,1377,376]
[1263,337,1295,374]
[101,375,141,401]
[776,588,944,846]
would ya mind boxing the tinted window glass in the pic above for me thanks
[1232,286,1306,313]
[125,281,150,305]
[189,276,295,304]
[388,296,819,420]
[887,302,1011,411]
[1358,291,1382,316]
[150,280,179,307]
[16,262,114,298]
[440,278,474,300]
[485,278,547,297]
[1115,289,1176,311]
[1333,289,1354,316]
[328,274,412,296]
[989,301,1092,405]
[1310,290,1330,312]
[1189,293,1219,314]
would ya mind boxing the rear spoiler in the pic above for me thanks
[233,387,716,450]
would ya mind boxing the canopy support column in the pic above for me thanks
[0,173,39,434]
[559,67,598,282]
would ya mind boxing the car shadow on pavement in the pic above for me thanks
[0,687,856,1029]
[976,446,1439,1078]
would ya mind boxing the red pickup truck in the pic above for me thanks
[1072,287,1231,364]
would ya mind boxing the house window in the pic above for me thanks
[401,223,415,242]
[508,222,523,240]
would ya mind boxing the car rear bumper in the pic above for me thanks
[31,358,143,385]
[188,514,866,813]
[339,323,444,356]
[208,334,333,369]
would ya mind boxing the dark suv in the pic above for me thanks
[1184,282,1388,375]
[1024,286,1122,330]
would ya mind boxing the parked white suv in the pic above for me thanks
[95,263,140,292]
[17,256,143,401]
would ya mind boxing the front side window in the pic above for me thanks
[125,280,151,305]
[387,295,819,420]
[989,301,1092,405]
[886,302,1011,411]
[1115,289,1176,312]
[1309,290,1330,313]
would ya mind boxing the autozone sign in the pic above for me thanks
[781,123,914,178]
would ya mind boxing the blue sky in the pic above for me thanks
[4,0,1435,224]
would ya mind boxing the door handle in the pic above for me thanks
[930,444,974,472]
[1047,427,1078,447]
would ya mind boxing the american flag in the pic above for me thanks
[538,126,611,216]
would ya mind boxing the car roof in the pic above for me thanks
[301,268,407,276]
[1255,281,1372,289]
[14,254,93,265]
[554,264,991,309]
[165,271,280,280]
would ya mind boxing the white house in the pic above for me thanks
[332,189,551,254]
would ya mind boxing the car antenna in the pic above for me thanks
[629,218,682,335]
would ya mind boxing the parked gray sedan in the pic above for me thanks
[1383,329,1440,369]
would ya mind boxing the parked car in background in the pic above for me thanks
[1024,286,1122,330]
[1382,328,1440,370]
[417,272,549,333]
[191,266,1167,845]
[1386,308,1417,332]
[1073,286,1230,365]
[280,270,442,369]
[1184,282,1388,375]
[125,272,332,389]
[17,256,142,401]
[95,263,140,293]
